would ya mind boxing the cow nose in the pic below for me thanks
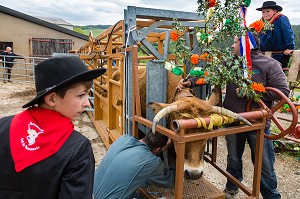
[184,170,203,180]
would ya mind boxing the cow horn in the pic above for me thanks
[211,106,252,126]
[152,105,178,133]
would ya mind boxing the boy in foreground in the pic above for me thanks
[0,56,106,199]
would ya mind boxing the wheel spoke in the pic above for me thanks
[271,115,285,133]
[271,99,285,113]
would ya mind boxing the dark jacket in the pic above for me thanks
[0,116,95,199]
[260,15,295,62]
[0,52,21,67]
[223,51,289,128]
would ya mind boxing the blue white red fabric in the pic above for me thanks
[239,6,257,78]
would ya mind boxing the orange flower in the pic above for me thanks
[296,106,300,110]
[195,78,206,85]
[170,31,179,42]
[200,53,212,62]
[208,0,217,7]
[251,82,266,93]
[249,20,264,33]
[204,71,209,77]
[190,54,199,65]
[286,108,291,112]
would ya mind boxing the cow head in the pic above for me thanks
[148,88,251,180]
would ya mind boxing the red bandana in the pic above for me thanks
[10,107,74,172]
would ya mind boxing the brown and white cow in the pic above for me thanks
[108,66,250,180]
[148,84,251,180]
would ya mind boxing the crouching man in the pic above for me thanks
[93,132,175,199]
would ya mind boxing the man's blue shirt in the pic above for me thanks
[93,134,175,199]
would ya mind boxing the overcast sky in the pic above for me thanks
[1,0,299,26]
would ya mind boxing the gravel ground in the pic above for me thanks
[1,81,299,198]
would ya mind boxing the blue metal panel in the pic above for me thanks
[146,61,168,130]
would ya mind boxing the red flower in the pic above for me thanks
[196,78,206,85]
[190,54,199,65]
[208,0,217,7]
[249,20,264,33]
[170,31,179,42]
[251,82,266,93]
[199,53,212,62]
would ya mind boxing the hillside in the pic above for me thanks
[75,25,300,50]
[74,25,111,37]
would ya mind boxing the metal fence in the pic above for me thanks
[0,54,95,113]
[0,55,48,84]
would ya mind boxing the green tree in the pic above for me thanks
[74,26,85,35]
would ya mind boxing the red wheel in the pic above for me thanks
[246,87,298,140]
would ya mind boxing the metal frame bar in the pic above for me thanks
[124,6,205,135]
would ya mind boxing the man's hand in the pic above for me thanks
[162,138,173,152]
[284,49,293,55]
[176,79,191,90]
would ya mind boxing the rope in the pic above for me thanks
[180,113,236,130]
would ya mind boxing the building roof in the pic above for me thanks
[35,16,73,26]
[0,5,87,41]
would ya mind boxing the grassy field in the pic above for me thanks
[83,29,105,37]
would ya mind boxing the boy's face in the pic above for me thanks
[53,84,91,120]
[261,8,277,21]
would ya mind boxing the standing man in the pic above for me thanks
[257,1,294,68]
[0,47,23,82]
[178,33,289,199]
[222,34,289,199]
[93,132,175,199]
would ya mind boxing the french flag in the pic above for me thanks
[239,6,257,78]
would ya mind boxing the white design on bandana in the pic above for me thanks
[21,122,44,151]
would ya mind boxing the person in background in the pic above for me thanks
[257,1,294,68]
[0,47,23,82]
[0,56,106,199]
[93,132,175,199]
[178,33,289,199]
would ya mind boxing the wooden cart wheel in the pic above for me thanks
[246,87,298,140]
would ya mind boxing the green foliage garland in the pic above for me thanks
[171,0,264,101]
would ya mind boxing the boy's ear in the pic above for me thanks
[43,92,57,106]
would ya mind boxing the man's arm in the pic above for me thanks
[262,61,290,101]
[280,16,295,51]
[12,53,25,59]
[145,159,176,188]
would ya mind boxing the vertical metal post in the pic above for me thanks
[32,58,35,83]
[124,7,137,135]
[252,128,265,197]
[3,56,7,81]
[175,129,185,199]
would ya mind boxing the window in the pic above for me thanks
[0,42,13,52]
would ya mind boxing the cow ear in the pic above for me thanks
[208,88,221,106]
[148,102,169,114]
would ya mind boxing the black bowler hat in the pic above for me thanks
[256,1,283,12]
[22,56,106,108]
